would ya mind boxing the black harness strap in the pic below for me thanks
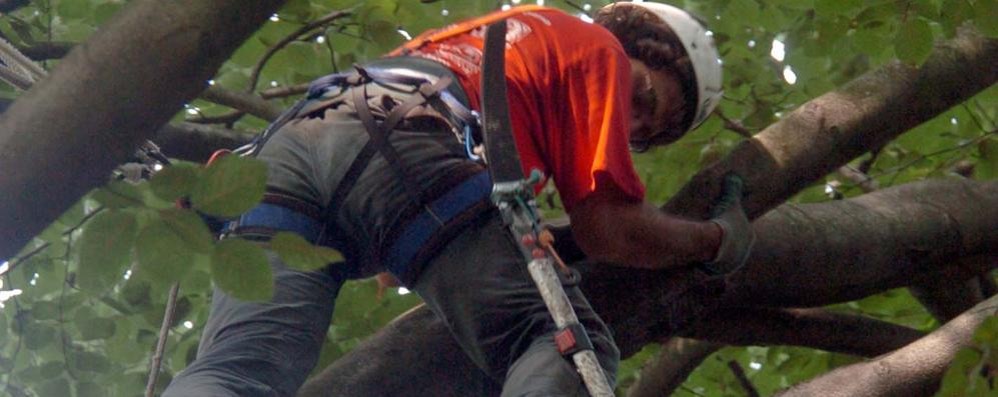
[350,69,455,224]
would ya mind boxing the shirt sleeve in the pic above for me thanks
[548,35,645,212]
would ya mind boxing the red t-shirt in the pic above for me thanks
[393,6,645,211]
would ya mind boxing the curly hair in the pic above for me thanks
[594,3,698,131]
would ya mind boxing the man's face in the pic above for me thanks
[628,59,688,152]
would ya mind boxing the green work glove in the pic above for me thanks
[700,174,756,276]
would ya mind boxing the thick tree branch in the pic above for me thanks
[301,179,998,396]
[628,307,928,397]
[625,338,722,397]
[682,308,926,358]
[0,0,288,259]
[664,26,997,220]
[777,293,998,397]
[719,179,998,310]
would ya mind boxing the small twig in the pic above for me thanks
[677,385,708,397]
[247,10,352,93]
[562,0,592,15]
[260,82,310,99]
[881,130,996,185]
[187,109,247,125]
[58,239,78,380]
[715,110,754,138]
[145,282,180,397]
[727,360,760,397]
[201,85,283,122]
[838,165,878,193]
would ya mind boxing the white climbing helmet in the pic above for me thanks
[602,1,723,131]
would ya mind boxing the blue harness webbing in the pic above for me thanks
[237,203,323,244]
[383,170,491,276]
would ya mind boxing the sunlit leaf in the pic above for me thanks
[271,231,343,271]
[210,238,273,301]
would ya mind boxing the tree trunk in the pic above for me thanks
[0,0,287,259]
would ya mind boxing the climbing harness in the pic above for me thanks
[479,20,614,397]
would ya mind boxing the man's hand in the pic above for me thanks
[700,174,755,275]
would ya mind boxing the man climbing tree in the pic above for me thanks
[163,2,754,396]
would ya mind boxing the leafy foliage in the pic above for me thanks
[0,0,994,396]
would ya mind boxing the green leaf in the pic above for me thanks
[150,163,200,202]
[815,0,863,16]
[977,138,998,179]
[75,381,106,397]
[160,208,216,253]
[92,180,145,208]
[77,316,116,340]
[23,323,55,350]
[120,278,152,309]
[77,210,137,293]
[71,350,111,373]
[190,155,267,218]
[271,232,344,271]
[134,217,195,285]
[210,238,273,301]
[972,315,998,345]
[38,361,63,378]
[938,347,980,396]
[37,378,71,397]
[894,18,934,65]
[94,2,123,26]
[56,0,91,20]
[29,300,60,320]
[974,0,998,38]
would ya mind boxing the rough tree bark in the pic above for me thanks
[297,27,997,396]
[0,0,287,260]
[776,293,998,397]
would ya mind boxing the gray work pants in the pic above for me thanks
[162,215,619,396]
